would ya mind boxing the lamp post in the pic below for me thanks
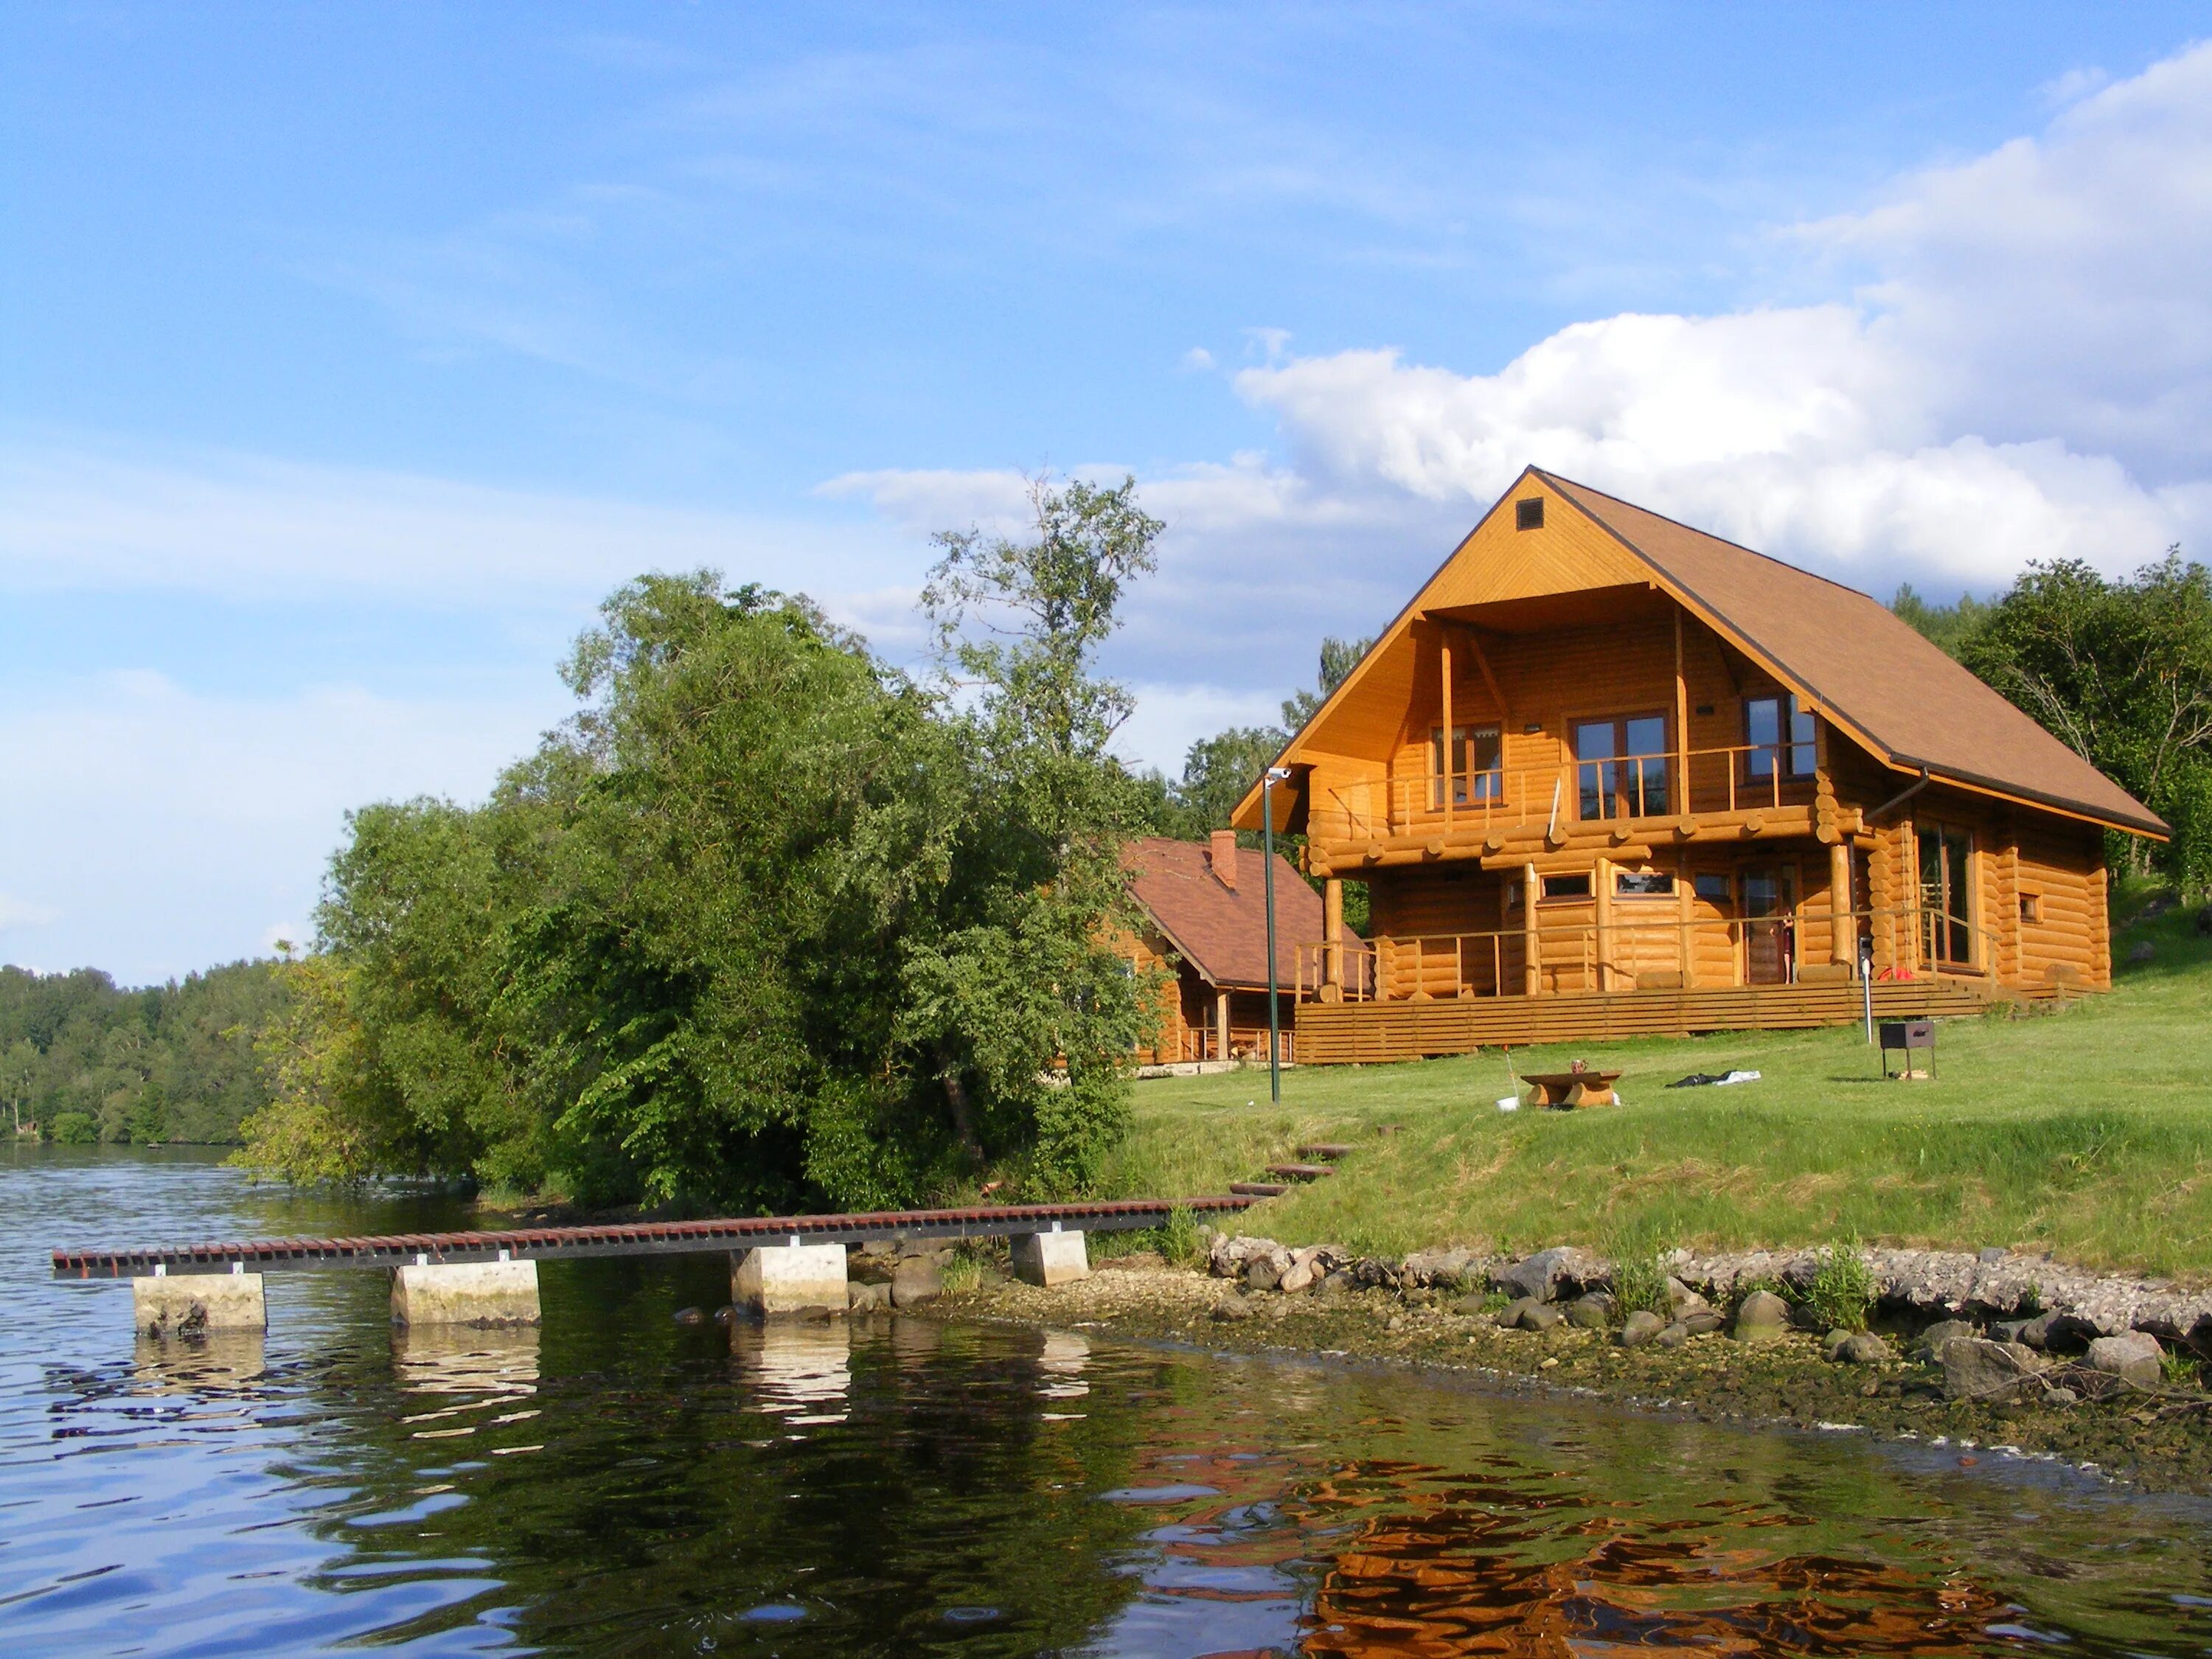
[1262,766,1293,1105]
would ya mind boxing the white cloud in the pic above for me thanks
[0,435,899,605]
[1113,681,1285,776]
[0,894,63,933]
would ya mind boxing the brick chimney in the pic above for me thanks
[1209,829,1239,890]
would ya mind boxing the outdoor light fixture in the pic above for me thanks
[1261,767,1293,1105]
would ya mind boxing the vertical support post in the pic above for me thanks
[1523,861,1540,996]
[1593,855,1613,992]
[1673,608,1690,815]
[1323,877,1343,996]
[1262,768,1285,1105]
[1215,987,1230,1060]
[1439,633,1455,829]
[1677,856,1693,986]
[1831,840,1854,967]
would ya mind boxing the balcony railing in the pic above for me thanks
[1311,742,1821,846]
[1294,904,1937,1002]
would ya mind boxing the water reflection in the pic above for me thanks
[733,1315,852,1425]
[131,1329,267,1394]
[1041,1329,1091,1403]
[393,1324,540,1399]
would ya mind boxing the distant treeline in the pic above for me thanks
[1,961,287,1144]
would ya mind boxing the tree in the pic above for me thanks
[1891,584,1992,659]
[1963,552,2212,886]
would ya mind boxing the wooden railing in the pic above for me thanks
[1312,742,1822,844]
[1295,904,1939,1003]
[1154,1026,1297,1065]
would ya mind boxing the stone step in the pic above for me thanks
[1229,1181,1290,1197]
[1265,1163,1335,1181]
[1295,1143,1354,1161]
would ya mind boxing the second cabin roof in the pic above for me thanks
[1232,467,2166,839]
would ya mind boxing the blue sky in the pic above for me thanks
[6,4,2212,981]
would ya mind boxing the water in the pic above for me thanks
[6,1147,2212,1657]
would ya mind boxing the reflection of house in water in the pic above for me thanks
[734,1319,852,1425]
[1298,1491,2013,1657]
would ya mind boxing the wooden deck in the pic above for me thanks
[1293,976,2012,1064]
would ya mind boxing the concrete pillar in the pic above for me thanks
[731,1241,849,1315]
[391,1260,541,1327]
[133,1270,266,1338]
[1011,1227,1089,1287]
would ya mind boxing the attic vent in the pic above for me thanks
[1514,498,1545,531]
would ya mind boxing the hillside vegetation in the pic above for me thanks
[1102,889,2212,1280]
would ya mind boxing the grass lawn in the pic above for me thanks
[1099,888,2212,1281]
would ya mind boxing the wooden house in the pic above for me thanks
[1120,832,1328,1065]
[1231,467,2166,1064]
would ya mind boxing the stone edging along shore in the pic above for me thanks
[941,1230,2212,1495]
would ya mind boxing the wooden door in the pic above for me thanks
[1741,864,1798,985]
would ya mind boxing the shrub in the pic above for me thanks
[1610,1251,1673,1318]
[1803,1243,1877,1332]
[2160,1348,2204,1390]
[48,1112,98,1145]
[1159,1204,1204,1270]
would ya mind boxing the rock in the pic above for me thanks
[1680,1310,1725,1336]
[2128,940,2155,964]
[1502,1296,1562,1332]
[672,1305,706,1326]
[891,1257,945,1308]
[847,1282,886,1313]
[712,1304,738,1326]
[1452,1293,1492,1318]
[1211,1294,1256,1322]
[1403,1247,1476,1288]
[1619,1310,1666,1348]
[1565,1293,1614,1330]
[1733,1290,1790,1342]
[1913,1319,1978,1358]
[1978,1246,2008,1265]
[1989,1318,2033,1345]
[1279,1259,1315,1295]
[1829,1331,1892,1365]
[1654,1321,1689,1349]
[1245,1259,1281,1293]
[2087,1331,2164,1387]
[2012,1312,2056,1349]
[1402,1286,1437,1309]
[1938,1338,2045,1402]
[1492,1246,1599,1304]
[1314,1271,1352,1298]
[2046,1387,2079,1405]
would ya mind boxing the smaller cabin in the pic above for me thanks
[1120,832,1327,1065]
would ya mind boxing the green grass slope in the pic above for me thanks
[1102,889,2212,1280]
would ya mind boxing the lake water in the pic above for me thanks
[6,1147,2212,1657]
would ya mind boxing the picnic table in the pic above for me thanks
[1520,1069,1621,1108]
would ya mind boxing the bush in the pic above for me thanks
[1802,1243,1877,1332]
[1610,1251,1673,1317]
[48,1111,99,1145]
[1159,1204,1204,1270]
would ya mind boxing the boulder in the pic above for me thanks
[1279,1259,1315,1295]
[1680,1310,1725,1336]
[847,1281,886,1313]
[672,1306,706,1326]
[1913,1319,1978,1358]
[1826,1329,1892,1365]
[1502,1296,1562,1332]
[1403,1247,1476,1288]
[1565,1293,1615,1330]
[1211,1294,1256,1322]
[1733,1290,1790,1342]
[891,1257,945,1309]
[1452,1293,1493,1318]
[1653,1321,1690,1349]
[1492,1247,1599,1304]
[2087,1331,2164,1388]
[1938,1338,2045,1402]
[1245,1259,1281,1293]
[1619,1310,1667,1348]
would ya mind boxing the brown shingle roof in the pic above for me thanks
[1535,469,2168,837]
[1123,836,1323,988]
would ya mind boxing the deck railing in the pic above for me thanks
[1312,742,1822,845]
[1295,903,1942,1003]
[1152,1026,1298,1065]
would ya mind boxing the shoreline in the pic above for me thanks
[945,1256,2212,1497]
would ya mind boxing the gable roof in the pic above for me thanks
[1122,837,1322,990]
[1234,466,2165,838]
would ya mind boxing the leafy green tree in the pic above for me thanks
[1891,583,1992,658]
[1962,552,2212,886]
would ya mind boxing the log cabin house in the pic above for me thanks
[1120,832,1329,1065]
[1231,467,2167,1065]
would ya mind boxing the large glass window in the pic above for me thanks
[1918,821,1975,967]
[1430,723,1503,807]
[1745,695,1817,781]
[1576,714,1669,819]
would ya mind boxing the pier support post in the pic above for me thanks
[1011,1226,1089,1288]
[730,1240,849,1315]
[391,1260,541,1327]
[133,1270,266,1338]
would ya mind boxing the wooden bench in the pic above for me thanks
[1520,1069,1622,1108]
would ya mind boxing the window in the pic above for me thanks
[1575,713,1670,819]
[1541,873,1592,900]
[1615,871,1674,897]
[1515,497,1545,530]
[2019,892,2040,925]
[1693,872,1732,902]
[1430,723,1503,807]
[1745,694,1817,781]
[1917,820,1975,967]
